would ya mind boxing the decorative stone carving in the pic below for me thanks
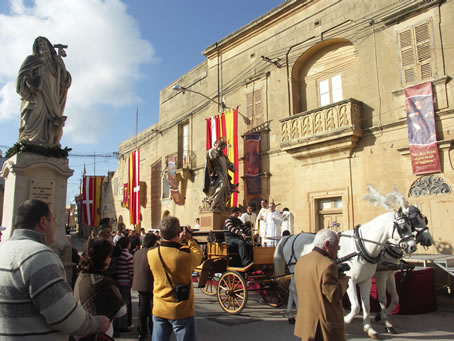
[17,36,71,148]
[279,98,362,162]
[409,175,451,197]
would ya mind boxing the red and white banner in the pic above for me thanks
[82,176,104,226]
[405,82,440,175]
[206,115,221,151]
[129,149,141,225]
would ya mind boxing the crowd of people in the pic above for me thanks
[0,199,348,341]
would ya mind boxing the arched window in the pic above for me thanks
[292,40,357,114]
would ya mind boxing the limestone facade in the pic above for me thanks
[105,0,454,255]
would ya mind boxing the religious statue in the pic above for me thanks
[203,138,239,210]
[16,36,71,148]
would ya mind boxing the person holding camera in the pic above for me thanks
[147,216,203,341]
[294,228,349,341]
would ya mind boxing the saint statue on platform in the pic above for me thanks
[203,138,239,210]
[16,36,71,148]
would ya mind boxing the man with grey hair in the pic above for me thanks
[294,228,349,341]
[0,199,110,340]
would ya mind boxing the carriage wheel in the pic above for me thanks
[217,271,248,314]
[200,274,219,296]
[260,280,289,307]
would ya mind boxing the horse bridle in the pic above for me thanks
[403,206,429,240]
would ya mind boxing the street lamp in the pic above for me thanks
[172,85,250,125]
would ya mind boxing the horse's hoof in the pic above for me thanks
[369,333,379,340]
[288,318,295,324]
[375,313,382,322]
[385,327,396,334]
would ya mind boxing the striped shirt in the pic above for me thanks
[115,249,134,287]
[0,229,100,341]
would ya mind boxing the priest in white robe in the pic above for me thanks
[281,208,294,235]
[255,199,269,245]
[264,200,282,246]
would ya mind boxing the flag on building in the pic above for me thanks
[129,149,141,225]
[244,132,261,195]
[405,82,440,175]
[204,108,239,207]
[82,176,104,226]
[206,115,221,151]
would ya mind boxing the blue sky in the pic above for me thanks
[0,0,283,203]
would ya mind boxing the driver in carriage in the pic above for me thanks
[224,207,253,267]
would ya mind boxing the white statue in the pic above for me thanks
[17,36,71,148]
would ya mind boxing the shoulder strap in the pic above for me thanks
[158,246,174,287]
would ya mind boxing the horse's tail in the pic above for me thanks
[274,235,291,277]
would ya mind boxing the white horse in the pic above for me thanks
[374,195,433,334]
[274,186,424,338]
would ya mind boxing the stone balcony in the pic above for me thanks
[280,98,362,162]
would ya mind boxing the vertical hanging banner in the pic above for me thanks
[128,149,141,225]
[206,115,221,150]
[405,82,440,175]
[82,176,104,226]
[167,155,184,205]
[220,107,239,207]
[122,183,129,208]
[244,132,261,195]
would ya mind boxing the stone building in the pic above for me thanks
[107,0,454,255]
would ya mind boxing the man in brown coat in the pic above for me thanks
[294,228,349,341]
[132,232,158,341]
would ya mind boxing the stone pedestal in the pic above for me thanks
[199,210,230,231]
[1,152,74,253]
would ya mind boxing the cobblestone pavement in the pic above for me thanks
[70,232,454,340]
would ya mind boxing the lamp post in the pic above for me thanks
[172,85,250,124]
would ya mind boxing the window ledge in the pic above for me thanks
[392,76,449,97]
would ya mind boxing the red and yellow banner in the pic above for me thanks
[82,176,104,226]
[220,107,239,207]
[405,82,440,175]
[129,149,141,225]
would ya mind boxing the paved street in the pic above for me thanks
[71,233,454,340]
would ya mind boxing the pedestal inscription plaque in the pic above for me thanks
[29,179,55,209]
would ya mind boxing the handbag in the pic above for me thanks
[158,246,190,302]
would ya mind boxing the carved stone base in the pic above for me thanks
[1,152,74,253]
[199,210,230,231]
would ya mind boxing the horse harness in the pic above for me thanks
[284,233,304,269]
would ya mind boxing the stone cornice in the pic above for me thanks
[203,0,318,59]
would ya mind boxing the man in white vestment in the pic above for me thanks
[263,200,282,247]
[281,208,294,235]
[255,199,268,245]
[240,204,257,232]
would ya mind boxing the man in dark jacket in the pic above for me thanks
[132,233,158,341]
[224,207,252,267]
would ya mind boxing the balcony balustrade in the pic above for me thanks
[280,98,362,162]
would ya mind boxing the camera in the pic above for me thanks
[337,262,351,275]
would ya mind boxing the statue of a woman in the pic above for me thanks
[16,36,71,147]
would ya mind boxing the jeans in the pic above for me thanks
[152,315,196,341]
[229,237,252,267]
[138,291,153,338]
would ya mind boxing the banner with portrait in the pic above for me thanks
[167,155,184,205]
[244,132,261,195]
[405,82,440,175]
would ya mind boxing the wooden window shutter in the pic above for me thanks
[399,29,416,84]
[399,20,434,85]
[254,89,263,126]
[415,22,432,80]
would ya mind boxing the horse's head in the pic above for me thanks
[403,204,433,247]
[393,208,418,253]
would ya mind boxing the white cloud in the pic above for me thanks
[0,0,153,144]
